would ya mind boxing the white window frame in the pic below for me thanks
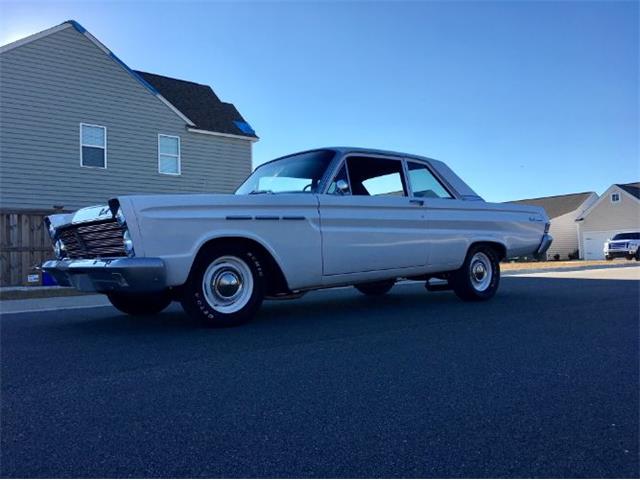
[158,134,181,175]
[80,123,107,169]
[611,192,621,204]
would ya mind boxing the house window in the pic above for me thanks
[611,192,621,204]
[158,135,181,175]
[80,124,106,168]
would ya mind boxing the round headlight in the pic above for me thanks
[123,229,134,256]
[54,239,66,259]
[115,207,126,226]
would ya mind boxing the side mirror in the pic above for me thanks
[336,179,350,195]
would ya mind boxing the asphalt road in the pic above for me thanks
[1,271,639,478]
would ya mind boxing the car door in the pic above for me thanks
[318,154,429,276]
[404,159,467,269]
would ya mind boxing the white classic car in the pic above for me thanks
[43,147,552,326]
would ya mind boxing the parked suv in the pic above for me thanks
[604,232,640,261]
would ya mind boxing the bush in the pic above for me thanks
[553,254,561,261]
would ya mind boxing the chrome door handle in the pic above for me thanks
[409,199,425,206]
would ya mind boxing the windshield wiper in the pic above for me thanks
[248,189,274,195]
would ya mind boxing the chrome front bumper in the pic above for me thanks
[604,245,637,256]
[534,234,553,260]
[42,257,166,293]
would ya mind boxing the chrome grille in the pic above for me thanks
[609,242,628,250]
[58,219,126,259]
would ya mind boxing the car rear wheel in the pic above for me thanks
[107,292,172,316]
[451,246,500,301]
[355,279,395,296]
[180,245,265,327]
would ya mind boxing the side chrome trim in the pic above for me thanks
[225,215,307,221]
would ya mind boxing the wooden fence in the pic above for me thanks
[0,210,59,286]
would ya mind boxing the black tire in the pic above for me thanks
[451,245,500,302]
[355,279,395,296]
[605,255,613,261]
[180,245,265,327]
[107,291,172,316]
[636,252,640,262]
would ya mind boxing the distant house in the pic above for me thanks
[0,20,258,213]
[0,20,258,285]
[511,192,598,260]
[576,183,640,260]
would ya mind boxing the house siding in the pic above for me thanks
[544,193,598,260]
[0,25,252,212]
[546,211,580,259]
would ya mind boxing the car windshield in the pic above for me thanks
[612,232,640,240]
[235,150,336,195]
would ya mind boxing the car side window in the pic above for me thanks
[406,161,453,199]
[346,156,407,197]
[327,164,351,195]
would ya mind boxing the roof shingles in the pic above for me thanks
[509,192,595,218]
[617,182,640,200]
[134,71,257,138]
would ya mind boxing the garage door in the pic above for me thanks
[583,230,623,260]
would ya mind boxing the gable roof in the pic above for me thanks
[509,191,596,218]
[0,20,257,140]
[575,182,640,221]
[617,182,640,200]
[134,71,257,139]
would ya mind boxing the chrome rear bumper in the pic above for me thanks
[534,234,553,260]
[42,257,166,293]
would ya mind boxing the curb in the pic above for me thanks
[0,287,89,301]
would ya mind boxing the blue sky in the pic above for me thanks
[1,0,637,201]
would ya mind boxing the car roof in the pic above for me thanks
[257,147,483,201]
[326,146,439,162]
[261,147,440,167]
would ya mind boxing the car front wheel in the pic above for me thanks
[451,246,500,301]
[180,246,265,327]
[107,292,172,316]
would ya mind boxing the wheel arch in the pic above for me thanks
[467,240,507,261]
[190,236,290,296]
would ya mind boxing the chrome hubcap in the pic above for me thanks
[215,271,241,298]
[202,256,253,314]
[469,252,492,291]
